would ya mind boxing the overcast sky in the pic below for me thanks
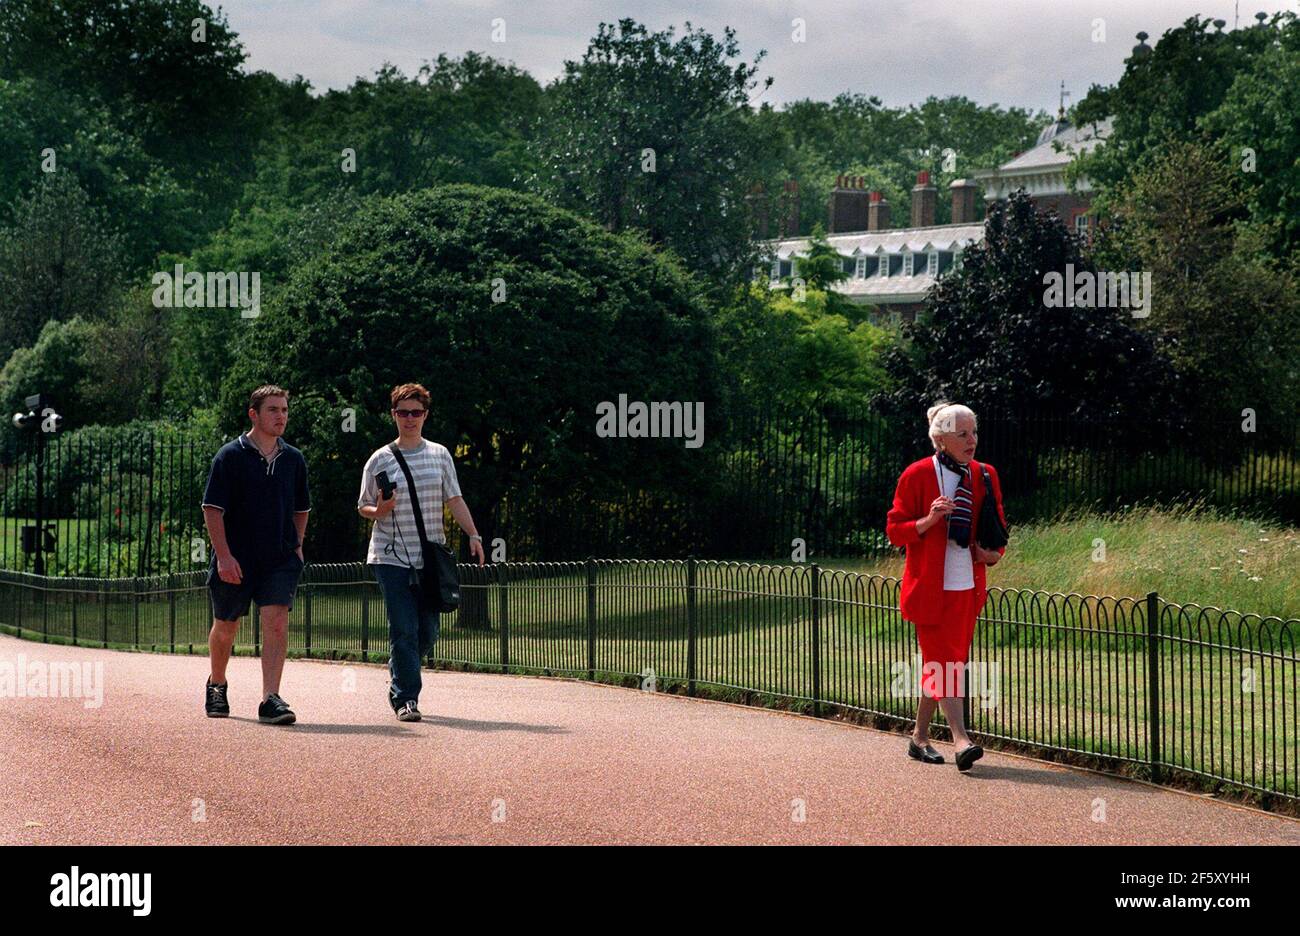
[216,0,1297,114]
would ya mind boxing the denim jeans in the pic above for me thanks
[371,562,440,709]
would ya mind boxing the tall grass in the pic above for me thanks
[825,501,1300,619]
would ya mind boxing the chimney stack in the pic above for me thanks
[867,190,891,231]
[780,180,800,237]
[911,170,937,227]
[949,179,979,224]
[828,174,870,233]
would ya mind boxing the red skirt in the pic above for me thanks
[912,587,981,700]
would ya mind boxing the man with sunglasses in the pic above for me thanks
[357,383,486,721]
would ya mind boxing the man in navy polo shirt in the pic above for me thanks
[201,385,311,724]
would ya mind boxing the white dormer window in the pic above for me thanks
[855,256,866,279]
[927,251,939,276]
[878,255,889,277]
[770,259,780,281]
[790,258,798,278]
[953,250,964,271]
[902,252,914,276]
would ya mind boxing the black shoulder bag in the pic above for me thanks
[388,443,460,613]
[976,464,1009,550]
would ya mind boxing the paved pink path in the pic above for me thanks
[2,635,1297,845]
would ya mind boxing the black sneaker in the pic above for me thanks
[396,701,422,722]
[205,679,230,718]
[258,693,296,725]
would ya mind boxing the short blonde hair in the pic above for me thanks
[926,401,977,451]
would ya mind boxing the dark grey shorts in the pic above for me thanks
[207,553,304,622]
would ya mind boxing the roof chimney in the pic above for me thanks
[949,179,979,225]
[828,174,870,233]
[867,190,891,231]
[910,170,937,228]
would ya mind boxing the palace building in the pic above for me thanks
[757,111,1113,323]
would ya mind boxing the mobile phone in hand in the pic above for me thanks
[377,470,396,500]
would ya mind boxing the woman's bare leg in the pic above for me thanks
[912,696,938,745]
[938,696,974,749]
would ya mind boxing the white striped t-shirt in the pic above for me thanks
[358,440,463,568]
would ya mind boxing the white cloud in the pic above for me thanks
[217,0,1296,114]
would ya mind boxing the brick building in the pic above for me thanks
[758,114,1113,324]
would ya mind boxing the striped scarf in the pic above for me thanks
[936,449,974,547]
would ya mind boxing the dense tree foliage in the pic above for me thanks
[880,190,1180,427]
[1074,12,1299,254]
[218,185,720,561]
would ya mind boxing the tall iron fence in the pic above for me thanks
[0,560,1295,804]
[2,405,1297,574]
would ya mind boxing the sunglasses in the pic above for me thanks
[393,408,426,419]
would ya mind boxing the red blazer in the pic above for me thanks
[885,456,1007,626]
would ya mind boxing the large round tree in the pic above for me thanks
[219,183,720,592]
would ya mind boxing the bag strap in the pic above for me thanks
[388,443,430,547]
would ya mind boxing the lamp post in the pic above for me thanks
[11,393,62,575]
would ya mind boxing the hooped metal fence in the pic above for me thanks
[1,559,1294,804]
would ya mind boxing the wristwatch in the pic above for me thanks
[469,534,482,542]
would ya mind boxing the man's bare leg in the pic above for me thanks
[259,604,290,700]
[209,618,238,683]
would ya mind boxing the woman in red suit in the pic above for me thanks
[886,402,1007,772]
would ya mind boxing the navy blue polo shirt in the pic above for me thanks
[201,433,311,568]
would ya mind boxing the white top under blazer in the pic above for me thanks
[933,454,975,591]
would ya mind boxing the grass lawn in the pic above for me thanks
[814,501,1300,620]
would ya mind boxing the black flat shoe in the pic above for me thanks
[955,744,984,772]
[908,740,945,764]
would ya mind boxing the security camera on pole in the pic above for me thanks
[11,393,63,575]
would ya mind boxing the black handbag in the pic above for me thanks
[976,464,1009,550]
[388,443,461,613]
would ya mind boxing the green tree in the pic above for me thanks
[1201,33,1300,254]
[0,173,124,360]
[1074,12,1298,255]
[718,280,887,414]
[218,184,721,579]
[163,188,366,415]
[0,76,192,272]
[1093,139,1300,451]
[238,55,544,212]
[0,0,257,233]
[0,317,97,427]
[528,19,772,291]
[880,190,1179,428]
[83,287,172,423]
